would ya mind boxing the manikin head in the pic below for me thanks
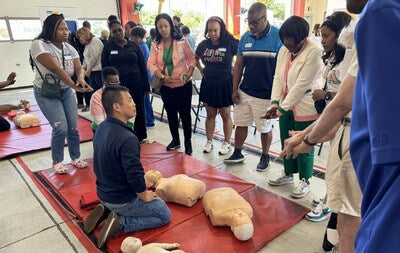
[121,237,142,253]
[144,170,163,188]
[231,210,254,241]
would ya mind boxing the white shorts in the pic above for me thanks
[233,90,273,133]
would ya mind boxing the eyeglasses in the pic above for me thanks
[245,15,266,27]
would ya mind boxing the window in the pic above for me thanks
[9,19,42,40]
[0,19,10,41]
[78,19,108,37]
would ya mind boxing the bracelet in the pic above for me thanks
[303,134,317,146]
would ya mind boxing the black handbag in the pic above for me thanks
[31,46,65,98]
[314,99,326,114]
[314,80,327,114]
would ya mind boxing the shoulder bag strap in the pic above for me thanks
[30,50,46,82]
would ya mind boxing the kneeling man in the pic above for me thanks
[88,85,171,248]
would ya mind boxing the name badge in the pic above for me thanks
[219,48,227,52]
[110,50,118,55]
[64,55,73,60]
[245,43,252,48]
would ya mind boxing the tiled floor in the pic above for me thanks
[0,88,332,253]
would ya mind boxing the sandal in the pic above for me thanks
[53,162,69,174]
[71,159,88,169]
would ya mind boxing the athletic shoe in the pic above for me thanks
[146,123,156,129]
[139,139,150,145]
[77,103,84,109]
[256,154,270,172]
[224,151,244,164]
[184,139,192,156]
[97,211,120,248]
[268,173,294,186]
[218,142,231,155]
[82,105,90,112]
[203,140,213,153]
[306,202,332,222]
[166,140,180,150]
[312,197,325,207]
[290,179,311,198]
[84,204,110,233]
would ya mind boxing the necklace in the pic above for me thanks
[291,51,299,56]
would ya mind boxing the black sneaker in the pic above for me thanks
[224,151,244,164]
[97,211,120,249]
[256,154,270,171]
[84,204,110,233]
[323,212,338,251]
[184,139,192,156]
[166,140,180,151]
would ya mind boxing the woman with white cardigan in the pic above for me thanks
[263,16,323,198]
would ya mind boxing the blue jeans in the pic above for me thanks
[33,86,81,163]
[144,94,155,126]
[104,197,171,233]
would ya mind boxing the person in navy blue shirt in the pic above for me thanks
[131,26,156,128]
[224,2,282,171]
[348,0,400,252]
[87,85,170,248]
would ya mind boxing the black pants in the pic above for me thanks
[89,71,103,91]
[121,75,147,142]
[0,115,11,132]
[161,81,192,142]
[74,76,92,106]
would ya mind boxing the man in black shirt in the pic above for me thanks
[85,85,170,248]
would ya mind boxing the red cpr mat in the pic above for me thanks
[31,142,309,253]
[0,105,93,158]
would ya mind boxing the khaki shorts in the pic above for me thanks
[326,125,362,217]
[233,90,273,133]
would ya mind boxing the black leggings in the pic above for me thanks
[161,81,192,142]
[0,115,11,132]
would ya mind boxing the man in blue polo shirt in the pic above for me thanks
[347,0,400,252]
[86,85,171,248]
[224,2,282,171]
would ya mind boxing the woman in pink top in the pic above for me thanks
[148,13,196,155]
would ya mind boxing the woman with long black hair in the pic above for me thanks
[148,13,196,155]
[29,13,92,174]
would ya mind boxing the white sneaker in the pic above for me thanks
[203,140,213,153]
[306,202,331,222]
[218,142,231,155]
[291,179,311,198]
[268,173,294,186]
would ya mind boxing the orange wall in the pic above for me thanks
[226,0,240,36]
[119,0,140,26]
[293,0,306,17]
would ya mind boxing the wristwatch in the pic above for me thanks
[324,92,332,101]
[303,134,317,146]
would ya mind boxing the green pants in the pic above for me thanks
[279,110,315,180]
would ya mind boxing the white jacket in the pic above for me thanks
[83,36,103,72]
[271,39,323,121]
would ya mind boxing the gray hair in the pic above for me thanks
[248,2,266,16]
